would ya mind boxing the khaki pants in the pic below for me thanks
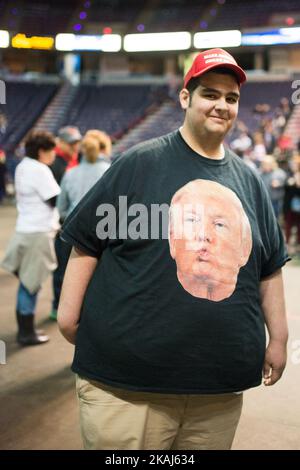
[76,375,243,450]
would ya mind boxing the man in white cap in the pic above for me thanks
[57,49,289,450]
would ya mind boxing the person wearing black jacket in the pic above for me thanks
[49,126,82,320]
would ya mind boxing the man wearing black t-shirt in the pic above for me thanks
[57,49,289,450]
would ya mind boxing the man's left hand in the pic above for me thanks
[263,339,287,386]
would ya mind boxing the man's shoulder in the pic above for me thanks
[226,148,271,199]
[113,131,176,164]
[226,147,260,179]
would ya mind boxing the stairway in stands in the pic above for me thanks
[113,100,183,155]
[33,82,78,134]
[284,103,300,146]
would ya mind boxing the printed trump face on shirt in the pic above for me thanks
[168,180,252,302]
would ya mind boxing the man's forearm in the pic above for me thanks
[260,268,288,344]
[260,268,288,385]
[57,247,98,344]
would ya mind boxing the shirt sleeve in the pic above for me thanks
[34,165,61,201]
[49,158,65,185]
[60,154,133,258]
[56,173,70,221]
[259,179,290,278]
[60,145,149,258]
[60,178,111,258]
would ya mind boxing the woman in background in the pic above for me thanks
[48,130,112,321]
[259,154,286,220]
[1,131,60,345]
[283,155,300,254]
[57,130,111,220]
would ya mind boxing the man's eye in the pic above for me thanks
[205,94,217,100]
[227,97,238,104]
[214,221,227,228]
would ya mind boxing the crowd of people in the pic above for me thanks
[1,126,111,345]
[228,100,300,254]
[0,81,299,345]
[0,47,296,450]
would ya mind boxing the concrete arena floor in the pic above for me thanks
[0,202,299,450]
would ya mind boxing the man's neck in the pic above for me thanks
[179,125,225,160]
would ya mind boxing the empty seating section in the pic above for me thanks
[138,0,212,33]
[112,101,183,154]
[62,84,168,138]
[0,0,76,35]
[88,0,141,23]
[135,102,183,141]
[0,82,58,152]
[1,0,300,36]
[209,0,300,29]
[19,2,75,36]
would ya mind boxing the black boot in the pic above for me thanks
[16,312,49,346]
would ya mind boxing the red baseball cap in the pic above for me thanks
[183,48,247,88]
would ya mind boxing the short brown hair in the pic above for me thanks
[25,130,56,160]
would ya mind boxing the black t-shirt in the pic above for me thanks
[62,130,289,394]
[50,155,68,185]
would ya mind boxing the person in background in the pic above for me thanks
[50,126,82,185]
[0,149,7,204]
[283,155,300,254]
[0,112,7,141]
[230,131,252,156]
[252,131,266,167]
[48,126,82,320]
[262,120,276,154]
[85,129,112,160]
[260,155,287,219]
[57,130,111,220]
[50,130,111,320]
[1,131,60,346]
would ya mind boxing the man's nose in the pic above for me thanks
[198,222,213,242]
[214,97,228,111]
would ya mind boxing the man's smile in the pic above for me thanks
[209,115,227,122]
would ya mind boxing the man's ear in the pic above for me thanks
[179,88,190,110]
